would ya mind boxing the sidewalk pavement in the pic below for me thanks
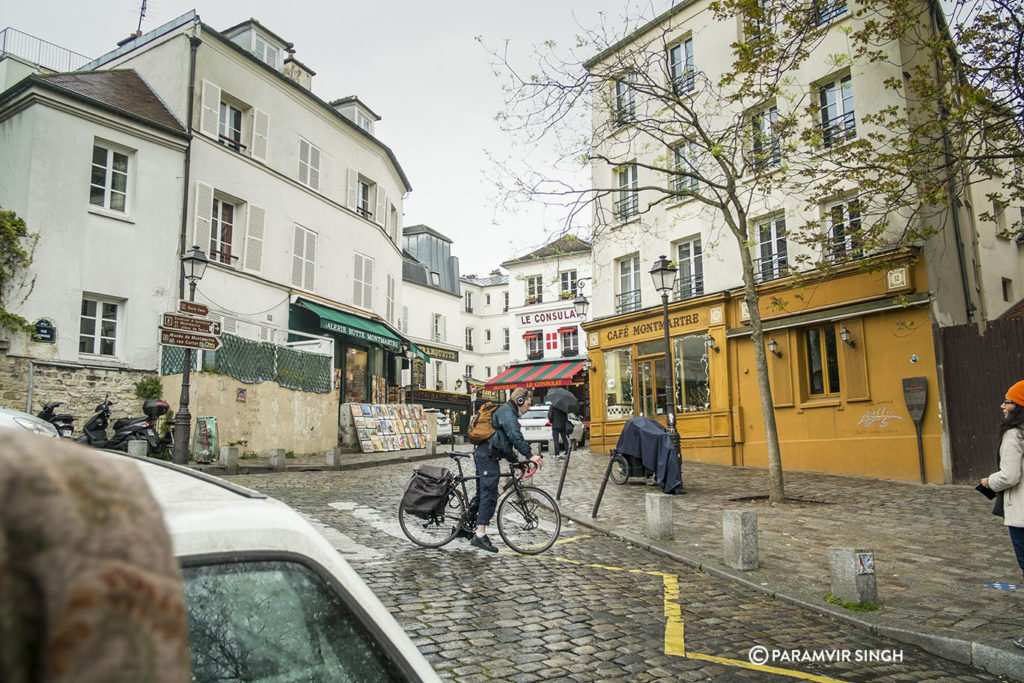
[196,445,1024,680]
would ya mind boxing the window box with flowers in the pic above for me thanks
[525,296,541,305]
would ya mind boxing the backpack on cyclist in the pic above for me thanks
[467,402,499,445]
[400,464,453,518]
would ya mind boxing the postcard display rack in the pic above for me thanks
[351,404,431,453]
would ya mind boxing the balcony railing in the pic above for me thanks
[671,70,696,95]
[527,350,543,361]
[0,28,90,72]
[826,234,864,263]
[821,110,856,148]
[812,0,848,26]
[561,347,580,357]
[753,254,789,283]
[616,289,642,314]
[675,273,704,301]
[615,193,639,220]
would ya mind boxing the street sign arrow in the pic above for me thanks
[178,300,210,317]
[159,328,223,350]
[161,313,221,336]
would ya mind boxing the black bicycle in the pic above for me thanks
[398,451,562,554]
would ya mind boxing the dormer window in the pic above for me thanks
[253,35,280,69]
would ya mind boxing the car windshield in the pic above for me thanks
[184,559,407,682]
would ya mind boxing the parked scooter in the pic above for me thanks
[76,397,172,455]
[37,401,75,438]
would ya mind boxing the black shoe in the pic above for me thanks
[1014,635,1024,650]
[470,534,498,553]
[456,528,473,540]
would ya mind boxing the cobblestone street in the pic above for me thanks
[229,460,1005,682]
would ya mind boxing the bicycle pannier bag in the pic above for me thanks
[468,402,499,445]
[401,464,453,518]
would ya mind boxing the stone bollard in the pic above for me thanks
[829,547,878,604]
[645,493,674,541]
[127,440,148,458]
[428,440,437,456]
[325,448,341,470]
[268,448,287,472]
[547,439,555,455]
[220,446,238,469]
[723,510,759,571]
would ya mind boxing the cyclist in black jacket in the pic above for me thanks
[469,387,543,552]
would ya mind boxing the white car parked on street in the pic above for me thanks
[518,404,585,450]
[423,408,453,444]
[113,451,441,682]
[0,405,59,438]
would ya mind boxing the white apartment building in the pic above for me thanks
[459,271,511,393]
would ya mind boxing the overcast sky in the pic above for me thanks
[4,0,671,274]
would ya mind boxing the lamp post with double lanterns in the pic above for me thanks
[649,255,683,469]
[172,246,209,465]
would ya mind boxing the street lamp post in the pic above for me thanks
[650,255,683,475]
[172,246,208,465]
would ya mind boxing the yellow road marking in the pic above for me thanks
[538,552,850,683]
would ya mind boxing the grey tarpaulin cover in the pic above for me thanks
[614,416,684,494]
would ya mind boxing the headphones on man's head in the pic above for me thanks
[515,390,532,406]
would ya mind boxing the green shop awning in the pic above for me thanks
[407,343,430,363]
[297,299,402,352]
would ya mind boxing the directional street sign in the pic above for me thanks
[178,300,210,317]
[162,313,221,336]
[160,328,223,350]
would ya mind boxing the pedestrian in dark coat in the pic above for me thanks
[547,403,571,459]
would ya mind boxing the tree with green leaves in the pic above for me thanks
[487,0,1021,502]
[0,207,37,334]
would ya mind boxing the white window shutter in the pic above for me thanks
[298,140,309,185]
[193,182,213,253]
[346,169,358,211]
[251,108,269,162]
[352,253,363,306]
[244,204,265,272]
[443,315,447,342]
[364,257,373,307]
[375,188,386,226]
[309,145,320,190]
[199,81,220,140]
[304,231,316,290]
[291,226,305,287]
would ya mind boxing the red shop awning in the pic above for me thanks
[484,360,586,390]
[521,329,542,339]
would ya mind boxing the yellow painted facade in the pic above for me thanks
[583,253,945,482]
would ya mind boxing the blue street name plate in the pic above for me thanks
[982,582,1019,591]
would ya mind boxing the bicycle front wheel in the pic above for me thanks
[399,489,464,548]
[496,485,561,554]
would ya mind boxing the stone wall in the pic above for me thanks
[0,348,159,429]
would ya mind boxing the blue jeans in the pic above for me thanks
[552,427,570,457]
[1010,526,1024,581]
[471,444,501,527]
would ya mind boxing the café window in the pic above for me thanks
[673,334,711,412]
[603,348,634,420]
[344,347,368,403]
[806,324,841,396]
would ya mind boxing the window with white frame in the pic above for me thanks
[503,291,509,312]
[211,197,238,266]
[617,254,642,313]
[503,328,510,350]
[749,105,780,171]
[465,328,474,351]
[676,237,704,300]
[614,75,635,125]
[430,271,440,287]
[485,329,492,342]
[672,141,699,194]
[466,365,474,379]
[89,142,131,213]
[745,0,775,51]
[353,252,373,308]
[199,81,268,162]
[560,270,578,298]
[753,214,788,282]
[668,37,695,94]
[432,314,444,342]
[219,102,244,152]
[357,178,374,219]
[485,293,492,305]
[811,0,847,25]
[615,164,639,220]
[298,138,321,190]
[561,328,579,355]
[465,291,473,312]
[526,275,543,304]
[485,366,491,378]
[527,335,543,357]
[79,296,119,357]
[827,197,862,261]
[291,224,317,291]
[386,274,396,324]
[819,75,856,147]
[252,34,280,69]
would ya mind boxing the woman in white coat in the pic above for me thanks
[980,378,1024,651]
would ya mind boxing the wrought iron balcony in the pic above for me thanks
[616,289,642,314]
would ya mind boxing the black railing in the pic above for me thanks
[826,235,864,262]
[616,289,642,314]
[821,110,856,147]
[527,351,543,361]
[675,273,704,300]
[615,106,635,126]
[672,70,696,95]
[561,347,580,357]
[753,254,788,283]
[615,193,639,220]
[812,0,847,25]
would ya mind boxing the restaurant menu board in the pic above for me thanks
[351,403,430,453]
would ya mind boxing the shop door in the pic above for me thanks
[636,357,668,421]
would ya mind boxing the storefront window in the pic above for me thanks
[673,334,710,412]
[345,347,368,403]
[603,348,634,420]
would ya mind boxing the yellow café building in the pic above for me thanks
[582,252,944,483]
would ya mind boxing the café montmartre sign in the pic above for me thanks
[603,311,701,343]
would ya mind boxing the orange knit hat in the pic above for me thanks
[1007,380,1024,407]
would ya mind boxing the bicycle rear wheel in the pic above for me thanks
[399,489,464,548]
[496,486,561,554]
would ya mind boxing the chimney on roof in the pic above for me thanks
[283,48,315,90]
[490,269,502,276]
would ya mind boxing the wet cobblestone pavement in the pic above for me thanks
[222,448,1024,681]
